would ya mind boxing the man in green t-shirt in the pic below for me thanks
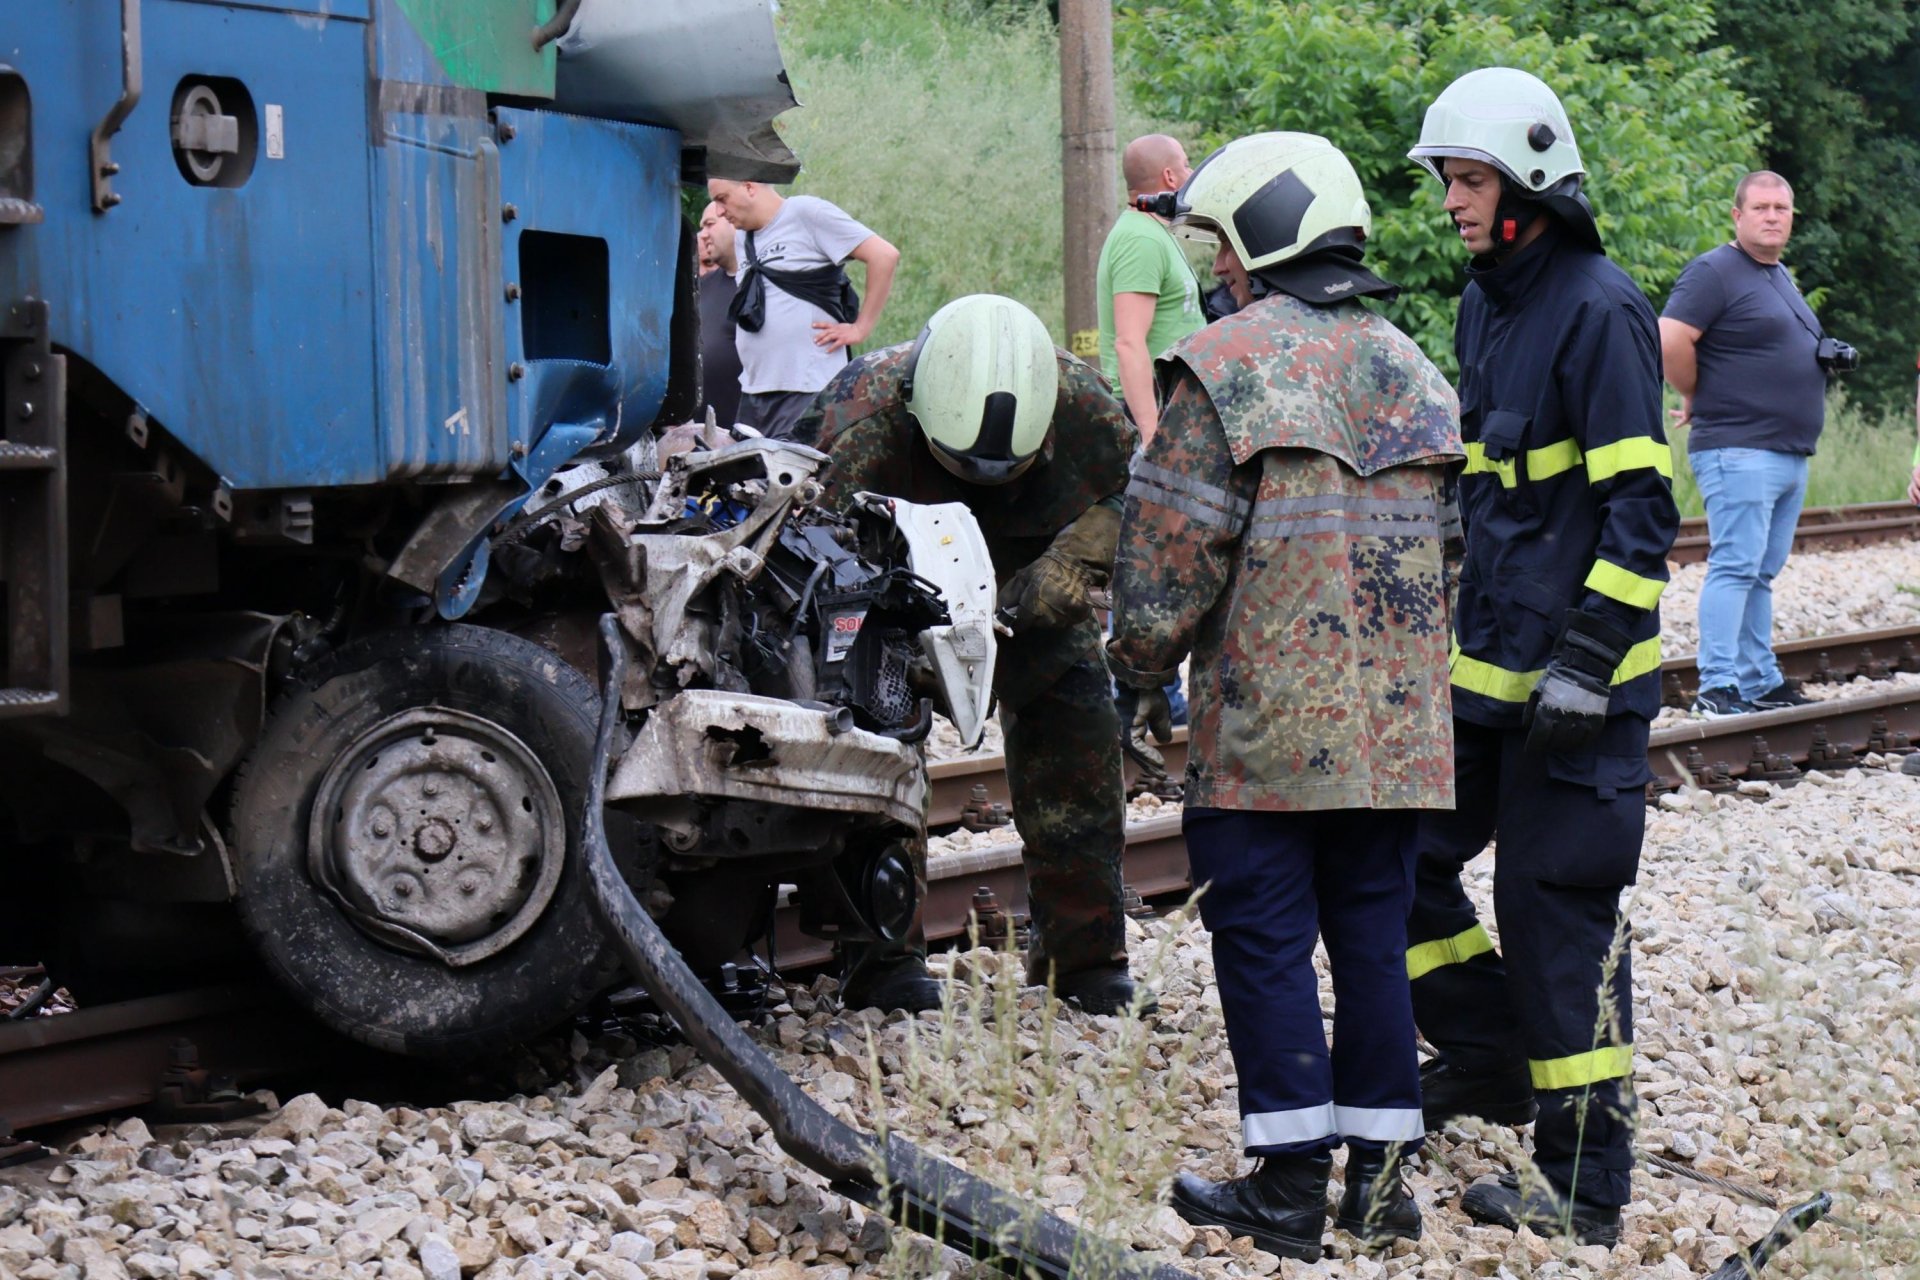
[1097,134,1204,444]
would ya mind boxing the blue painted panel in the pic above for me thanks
[0,0,382,488]
[493,108,679,457]
[369,108,512,478]
[172,0,375,20]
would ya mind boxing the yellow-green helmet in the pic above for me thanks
[902,295,1058,486]
[1171,132,1372,270]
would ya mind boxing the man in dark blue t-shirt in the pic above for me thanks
[1660,170,1832,717]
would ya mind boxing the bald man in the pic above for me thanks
[1096,134,1203,444]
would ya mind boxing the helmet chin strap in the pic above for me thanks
[1489,176,1544,254]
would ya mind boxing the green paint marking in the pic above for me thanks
[392,0,557,97]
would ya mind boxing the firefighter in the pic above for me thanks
[1107,132,1463,1260]
[1403,68,1680,1243]
[793,294,1147,1017]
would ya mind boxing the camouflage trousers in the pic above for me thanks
[850,620,1129,985]
[999,638,1130,983]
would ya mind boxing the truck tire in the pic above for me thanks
[228,625,623,1056]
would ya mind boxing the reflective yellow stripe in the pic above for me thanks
[1406,923,1495,981]
[1462,443,1517,487]
[1585,437,1674,483]
[1584,560,1667,610]
[1462,439,1586,488]
[1614,634,1663,682]
[1526,438,1584,481]
[1450,635,1664,702]
[1530,1045,1633,1090]
[1449,641,1544,701]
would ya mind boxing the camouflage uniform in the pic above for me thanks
[1109,289,1462,1159]
[799,343,1138,982]
[1106,298,1462,810]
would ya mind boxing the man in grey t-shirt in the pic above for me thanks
[1660,170,1833,717]
[706,179,901,441]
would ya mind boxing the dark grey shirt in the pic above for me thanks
[1662,242,1826,455]
[698,268,743,428]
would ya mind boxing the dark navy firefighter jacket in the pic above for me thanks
[1448,222,1680,755]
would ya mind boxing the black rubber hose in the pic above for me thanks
[1703,1192,1832,1279]
[581,615,1189,1280]
[531,0,583,49]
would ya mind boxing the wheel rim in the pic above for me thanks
[308,706,567,967]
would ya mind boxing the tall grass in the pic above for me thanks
[771,0,1187,350]
[1667,391,1917,516]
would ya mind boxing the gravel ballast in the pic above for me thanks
[6,762,1919,1279]
[5,541,1920,1280]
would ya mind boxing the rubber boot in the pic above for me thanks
[1420,1056,1537,1129]
[1169,1152,1331,1262]
[1335,1147,1422,1246]
[1461,1171,1622,1246]
[1054,965,1158,1017]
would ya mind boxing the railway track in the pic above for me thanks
[1669,500,1920,566]
[928,622,1920,826]
[10,622,1920,1143]
[0,984,337,1164]
[886,623,1920,971]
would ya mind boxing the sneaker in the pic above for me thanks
[1690,685,1751,718]
[1749,678,1813,710]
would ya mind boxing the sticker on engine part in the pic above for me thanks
[265,105,285,159]
[825,609,866,663]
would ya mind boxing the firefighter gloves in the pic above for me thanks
[1524,609,1631,754]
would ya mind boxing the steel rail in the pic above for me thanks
[1669,501,1920,566]
[933,623,1920,817]
[1649,681,1920,791]
[0,984,325,1134]
[796,686,1920,968]
[1659,623,1920,708]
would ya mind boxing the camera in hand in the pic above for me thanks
[1816,336,1859,373]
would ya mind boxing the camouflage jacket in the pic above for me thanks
[801,340,1139,708]
[1109,293,1464,811]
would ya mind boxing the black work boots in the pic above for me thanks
[1461,1171,1622,1247]
[1335,1147,1422,1246]
[839,953,943,1013]
[1169,1153,1334,1261]
[1419,1056,1538,1128]
[1170,1147,1421,1261]
[1055,965,1158,1016]
[840,955,1159,1018]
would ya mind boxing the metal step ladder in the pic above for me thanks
[0,298,67,717]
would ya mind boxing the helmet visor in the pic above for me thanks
[925,436,1042,486]
[1408,144,1522,188]
[1168,214,1223,247]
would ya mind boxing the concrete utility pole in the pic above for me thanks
[1058,0,1118,364]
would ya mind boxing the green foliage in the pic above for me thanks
[770,0,1183,349]
[1115,0,1762,372]
[1710,0,1920,412]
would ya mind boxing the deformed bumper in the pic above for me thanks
[606,690,924,831]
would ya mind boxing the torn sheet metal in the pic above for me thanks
[607,689,925,831]
[553,0,801,182]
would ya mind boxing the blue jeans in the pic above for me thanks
[1693,446,1809,699]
